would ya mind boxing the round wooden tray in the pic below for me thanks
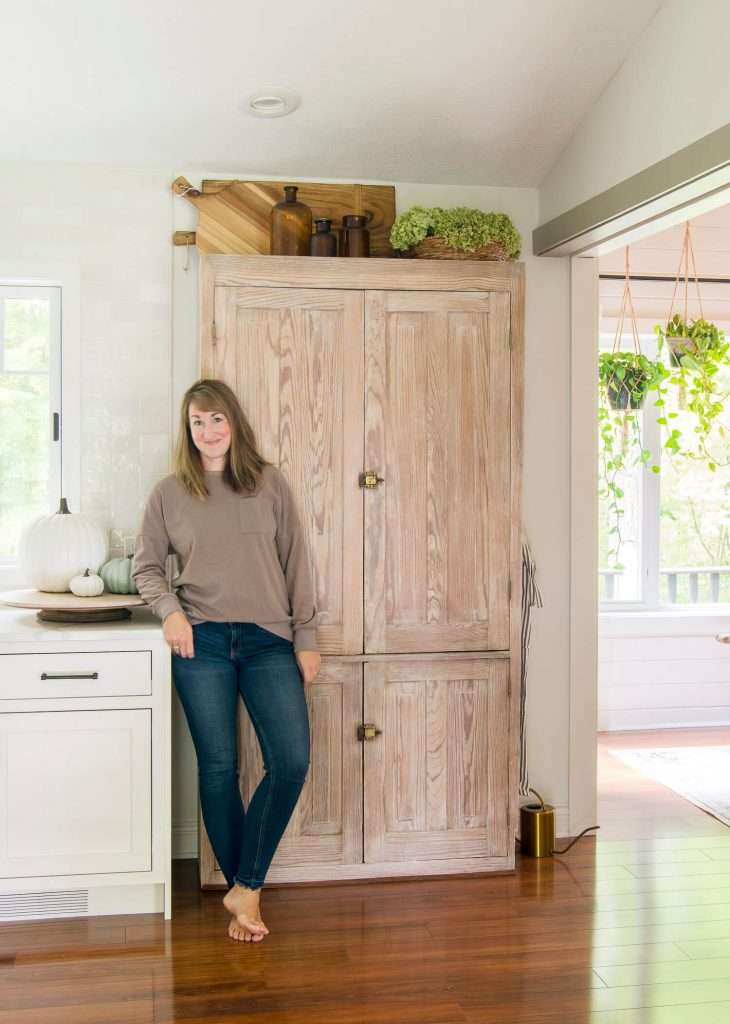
[0,589,146,623]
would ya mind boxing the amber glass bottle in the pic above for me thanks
[270,185,312,255]
[341,213,371,257]
[310,218,337,256]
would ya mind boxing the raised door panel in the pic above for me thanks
[203,286,364,656]
[364,290,511,654]
[0,710,152,878]
[363,658,509,864]
[199,660,363,885]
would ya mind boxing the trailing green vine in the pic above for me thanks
[654,314,730,471]
[598,352,667,568]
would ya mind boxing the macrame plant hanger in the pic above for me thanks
[613,246,641,357]
[667,220,704,333]
[664,221,704,384]
[609,246,643,414]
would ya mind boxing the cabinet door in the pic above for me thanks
[363,658,509,864]
[364,290,511,653]
[205,286,364,655]
[199,660,363,885]
[0,710,151,878]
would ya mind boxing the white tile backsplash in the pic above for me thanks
[0,162,173,543]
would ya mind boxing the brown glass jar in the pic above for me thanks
[270,186,312,256]
[341,213,371,257]
[310,218,337,257]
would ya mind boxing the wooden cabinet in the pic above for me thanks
[200,660,363,887]
[199,256,523,885]
[206,285,364,654]
[0,609,172,921]
[363,658,510,866]
[363,289,512,654]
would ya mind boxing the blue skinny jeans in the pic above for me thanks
[172,621,310,891]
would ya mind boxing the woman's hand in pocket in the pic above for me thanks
[295,650,321,687]
[163,611,195,658]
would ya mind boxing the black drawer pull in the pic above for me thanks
[40,671,99,680]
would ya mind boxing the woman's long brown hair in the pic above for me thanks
[172,378,271,497]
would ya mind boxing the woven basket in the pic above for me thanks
[404,236,511,261]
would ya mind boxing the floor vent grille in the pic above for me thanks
[0,889,89,921]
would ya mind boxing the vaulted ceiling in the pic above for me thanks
[2,0,662,185]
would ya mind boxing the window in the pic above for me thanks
[0,286,62,564]
[598,276,730,610]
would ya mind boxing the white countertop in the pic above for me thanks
[0,605,164,643]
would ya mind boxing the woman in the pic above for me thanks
[133,378,321,944]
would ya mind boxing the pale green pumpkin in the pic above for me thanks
[99,555,139,594]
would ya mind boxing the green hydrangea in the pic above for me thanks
[390,205,521,258]
[388,206,437,250]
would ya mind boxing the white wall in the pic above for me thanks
[0,164,573,854]
[539,0,730,223]
[0,163,173,542]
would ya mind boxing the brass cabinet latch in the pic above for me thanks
[357,723,382,741]
[358,471,384,489]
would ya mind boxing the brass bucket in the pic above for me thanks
[519,789,555,858]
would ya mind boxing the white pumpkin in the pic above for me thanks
[18,498,108,593]
[69,568,105,597]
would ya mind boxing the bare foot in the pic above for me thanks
[223,883,269,941]
[228,915,264,942]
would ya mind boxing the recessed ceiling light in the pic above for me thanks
[244,89,300,118]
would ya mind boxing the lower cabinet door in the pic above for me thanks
[364,657,510,863]
[0,709,152,878]
[199,660,363,885]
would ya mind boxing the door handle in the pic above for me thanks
[41,672,99,680]
[357,723,382,741]
[358,471,384,489]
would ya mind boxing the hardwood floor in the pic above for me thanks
[2,726,730,1022]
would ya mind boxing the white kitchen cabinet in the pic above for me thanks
[0,608,171,922]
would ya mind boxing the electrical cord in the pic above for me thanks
[552,825,600,854]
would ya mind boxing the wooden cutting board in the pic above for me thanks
[174,178,396,257]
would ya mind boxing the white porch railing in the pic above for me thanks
[600,567,730,603]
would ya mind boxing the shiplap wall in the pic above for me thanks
[599,624,730,730]
[598,204,730,731]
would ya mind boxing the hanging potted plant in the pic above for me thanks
[599,351,667,410]
[652,223,730,471]
[598,355,666,568]
[598,249,665,568]
[663,324,729,470]
[655,313,726,368]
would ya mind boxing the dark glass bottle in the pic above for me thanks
[341,213,371,257]
[270,186,312,256]
[310,218,337,257]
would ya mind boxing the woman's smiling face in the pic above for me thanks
[189,402,232,469]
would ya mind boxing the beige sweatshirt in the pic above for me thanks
[132,465,318,652]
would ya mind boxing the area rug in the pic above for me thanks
[609,746,730,827]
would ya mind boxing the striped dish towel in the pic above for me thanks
[520,537,543,797]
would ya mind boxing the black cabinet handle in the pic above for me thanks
[40,672,99,680]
